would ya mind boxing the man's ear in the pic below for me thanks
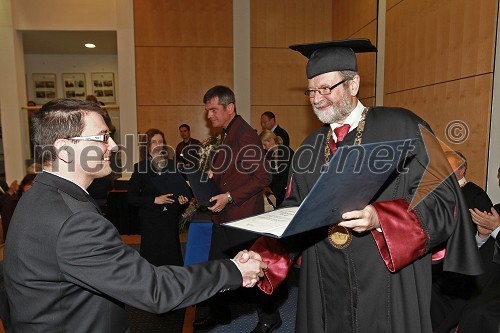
[54,139,72,163]
[349,75,361,97]
[226,103,235,115]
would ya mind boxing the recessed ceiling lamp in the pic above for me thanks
[85,43,96,49]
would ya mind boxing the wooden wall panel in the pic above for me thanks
[134,0,233,47]
[250,105,323,150]
[384,75,492,187]
[349,22,377,100]
[359,97,375,107]
[251,48,310,106]
[135,47,233,106]
[134,0,234,156]
[137,106,215,155]
[251,0,332,47]
[250,0,333,149]
[387,0,403,10]
[332,0,377,40]
[385,0,497,93]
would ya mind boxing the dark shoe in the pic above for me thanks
[250,319,283,333]
[193,314,231,330]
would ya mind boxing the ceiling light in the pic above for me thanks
[85,43,96,49]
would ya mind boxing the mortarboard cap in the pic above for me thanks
[290,38,377,79]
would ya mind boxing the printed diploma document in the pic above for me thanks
[223,139,417,238]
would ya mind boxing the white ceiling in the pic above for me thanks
[22,31,117,55]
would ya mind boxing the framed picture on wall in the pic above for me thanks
[91,72,115,104]
[62,73,86,100]
[32,73,57,105]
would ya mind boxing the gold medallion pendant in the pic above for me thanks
[328,225,352,249]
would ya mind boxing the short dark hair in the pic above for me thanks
[261,111,275,120]
[203,85,236,109]
[85,95,99,104]
[179,124,190,131]
[32,98,105,165]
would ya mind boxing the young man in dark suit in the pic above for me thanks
[3,98,266,332]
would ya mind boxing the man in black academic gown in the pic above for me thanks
[248,39,483,333]
[431,151,495,332]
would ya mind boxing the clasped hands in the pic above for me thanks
[233,250,267,288]
[154,194,189,205]
[470,207,500,238]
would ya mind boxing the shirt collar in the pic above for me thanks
[271,124,278,131]
[458,177,467,187]
[223,114,239,134]
[329,100,365,141]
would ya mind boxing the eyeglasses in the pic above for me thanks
[66,133,110,144]
[304,79,347,97]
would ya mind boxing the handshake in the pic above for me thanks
[232,250,267,288]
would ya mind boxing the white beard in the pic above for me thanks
[313,90,352,124]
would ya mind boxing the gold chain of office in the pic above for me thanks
[323,107,368,166]
[325,107,368,250]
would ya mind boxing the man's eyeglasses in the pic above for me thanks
[66,133,110,144]
[304,79,347,97]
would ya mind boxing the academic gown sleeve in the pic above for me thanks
[371,126,482,275]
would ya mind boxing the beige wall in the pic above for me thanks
[134,0,334,151]
[250,0,333,149]
[384,0,498,187]
[134,0,234,149]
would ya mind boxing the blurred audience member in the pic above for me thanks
[26,163,43,174]
[260,111,290,147]
[1,173,36,241]
[175,124,200,170]
[0,178,18,213]
[260,130,293,207]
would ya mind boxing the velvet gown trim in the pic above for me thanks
[371,199,426,272]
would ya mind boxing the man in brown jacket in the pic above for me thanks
[193,86,275,332]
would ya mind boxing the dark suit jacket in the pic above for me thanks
[4,172,242,332]
[273,125,290,147]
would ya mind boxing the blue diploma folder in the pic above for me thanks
[223,139,417,238]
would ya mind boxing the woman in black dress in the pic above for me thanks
[128,128,191,266]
